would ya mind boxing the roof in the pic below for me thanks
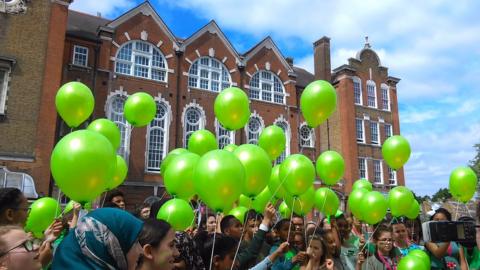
[67,10,110,41]
[293,66,314,89]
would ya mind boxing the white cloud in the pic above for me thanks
[401,109,440,124]
[70,0,136,18]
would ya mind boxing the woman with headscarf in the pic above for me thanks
[51,207,143,270]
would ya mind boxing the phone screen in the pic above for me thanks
[457,224,465,240]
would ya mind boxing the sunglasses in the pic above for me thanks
[0,239,41,257]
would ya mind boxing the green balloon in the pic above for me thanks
[348,188,369,221]
[258,125,286,161]
[238,194,252,208]
[314,187,339,216]
[87,118,121,150]
[352,179,373,191]
[164,152,200,200]
[124,92,156,127]
[406,200,420,220]
[280,154,315,196]
[300,80,337,128]
[229,206,249,224]
[188,129,218,156]
[360,191,388,225]
[268,165,286,199]
[157,198,194,231]
[84,202,93,211]
[449,166,478,203]
[51,130,116,203]
[25,197,60,238]
[285,186,315,215]
[251,187,273,213]
[382,135,411,170]
[214,87,250,130]
[106,155,128,191]
[55,82,94,128]
[63,200,75,214]
[193,150,245,212]
[316,151,345,185]
[388,186,414,217]
[279,201,292,219]
[223,144,238,152]
[233,144,271,197]
[408,250,431,269]
[398,254,429,270]
[161,148,189,176]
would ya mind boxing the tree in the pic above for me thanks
[431,188,452,202]
[412,191,431,204]
[469,143,480,180]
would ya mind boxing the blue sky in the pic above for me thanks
[71,0,480,196]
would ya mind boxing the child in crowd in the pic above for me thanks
[301,233,334,270]
[269,219,308,270]
[357,225,401,270]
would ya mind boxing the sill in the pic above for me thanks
[188,87,221,94]
[249,98,286,106]
[355,104,392,113]
[68,64,92,72]
[300,145,315,149]
[114,73,168,85]
[145,170,160,175]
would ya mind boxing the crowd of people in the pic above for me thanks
[1,187,480,270]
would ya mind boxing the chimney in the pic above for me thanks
[285,57,294,67]
[313,36,331,81]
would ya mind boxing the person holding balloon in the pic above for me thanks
[0,188,30,227]
[356,225,401,270]
[269,219,308,270]
[300,233,334,270]
[391,218,424,257]
[0,225,43,270]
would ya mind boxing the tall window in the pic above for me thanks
[183,106,204,147]
[356,119,365,143]
[115,41,168,82]
[0,68,9,115]
[388,167,397,185]
[299,123,314,147]
[246,115,263,145]
[358,158,367,179]
[216,120,235,149]
[274,119,290,164]
[188,57,231,92]
[73,45,88,66]
[367,81,377,108]
[146,101,170,173]
[106,94,130,162]
[381,84,390,111]
[249,70,285,104]
[370,122,379,145]
[384,124,392,139]
[373,160,383,184]
[353,77,362,105]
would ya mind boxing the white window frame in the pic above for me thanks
[370,121,379,145]
[0,167,38,199]
[388,167,397,186]
[356,118,365,143]
[358,157,368,179]
[0,67,10,115]
[274,116,290,165]
[299,122,314,148]
[188,56,231,92]
[181,103,206,148]
[105,91,131,162]
[353,76,362,105]
[145,98,171,173]
[381,83,390,111]
[115,40,168,82]
[384,123,392,140]
[72,45,88,67]
[245,112,264,145]
[366,80,377,108]
[249,70,286,104]
[215,119,235,149]
[373,159,383,184]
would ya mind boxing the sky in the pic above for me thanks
[70,0,480,196]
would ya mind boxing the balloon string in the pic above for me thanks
[55,189,62,218]
[360,218,394,254]
[286,197,296,242]
[209,212,220,270]
[307,191,328,249]
[230,199,252,270]
[465,203,474,219]
[267,169,292,203]
[101,191,107,208]
[189,201,198,228]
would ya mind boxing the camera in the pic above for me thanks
[422,221,477,244]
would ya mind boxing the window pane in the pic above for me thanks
[118,43,132,60]
[135,42,150,52]
[189,62,198,75]
[151,69,166,81]
[370,122,379,144]
[373,160,382,183]
[184,108,202,147]
[354,81,361,104]
[200,69,209,79]
[211,59,220,68]
[367,83,376,107]
[300,125,312,147]
[358,158,366,179]
[247,117,262,144]
[356,119,364,142]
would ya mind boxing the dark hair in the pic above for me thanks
[134,203,150,219]
[149,197,169,219]
[220,215,239,233]
[245,209,263,223]
[0,188,24,215]
[105,189,124,203]
[372,224,392,241]
[138,218,172,248]
[273,219,291,231]
[308,233,328,265]
[102,201,120,208]
[200,234,237,268]
[431,208,452,221]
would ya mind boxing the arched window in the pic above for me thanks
[188,57,231,92]
[366,80,377,108]
[115,41,168,82]
[249,70,285,104]
[182,105,205,147]
[146,100,170,173]
[299,123,314,147]
[106,93,131,162]
[215,119,235,149]
[274,118,290,164]
[245,114,264,144]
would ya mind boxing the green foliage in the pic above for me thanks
[469,143,480,181]
[431,188,452,202]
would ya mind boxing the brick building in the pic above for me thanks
[1,1,404,208]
